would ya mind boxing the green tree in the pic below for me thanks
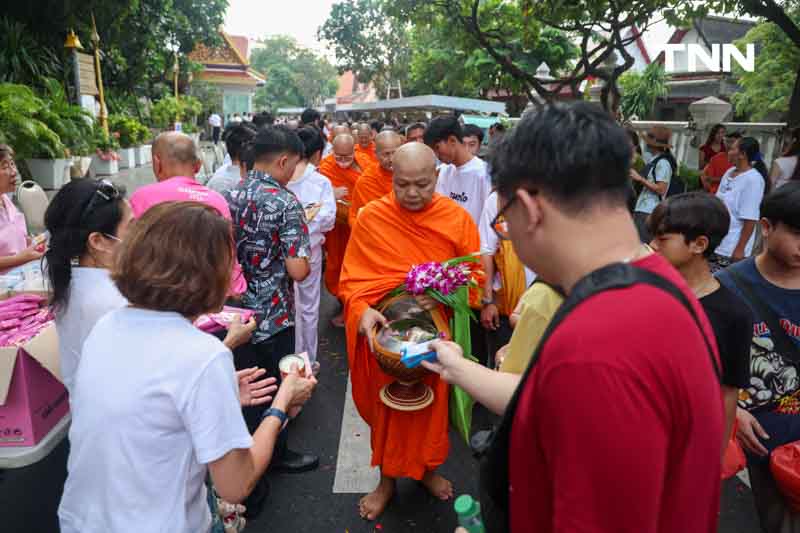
[698,0,800,125]
[389,0,691,112]
[250,36,338,112]
[731,19,800,121]
[317,0,411,96]
[619,63,669,120]
[3,0,228,101]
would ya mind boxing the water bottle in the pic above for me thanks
[454,494,486,533]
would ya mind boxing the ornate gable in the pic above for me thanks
[189,32,248,67]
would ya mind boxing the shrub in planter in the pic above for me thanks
[0,83,66,160]
[109,114,148,168]
[0,83,73,189]
[38,78,95,157]
[150,95,202,133]
[91,130,120,176]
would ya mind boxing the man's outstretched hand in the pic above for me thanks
[236,367,277,407]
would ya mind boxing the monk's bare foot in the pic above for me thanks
[331,313,345,328]
[359,476,395,521]
[421,471,454,501]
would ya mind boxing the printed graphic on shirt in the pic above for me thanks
[450,191,469,204]
[739,319,800,414]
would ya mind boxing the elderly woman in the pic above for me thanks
[0,144,43,272]
[58,202,317,533]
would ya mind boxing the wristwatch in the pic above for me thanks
[261,407,288,428]
[481,295,496,306]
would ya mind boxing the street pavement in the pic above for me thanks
[0,162,766,532]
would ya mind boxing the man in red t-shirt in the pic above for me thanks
[427,102,723,533]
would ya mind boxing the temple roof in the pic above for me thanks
[189,31,265,88]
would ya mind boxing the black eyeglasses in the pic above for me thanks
[491,197,515,241]
[491,189,537,241]
[80,180,120,224]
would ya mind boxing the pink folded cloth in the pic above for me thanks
[195,306,255,334]
[0,294,46,306]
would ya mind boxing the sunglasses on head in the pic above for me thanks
[80,180,120,224]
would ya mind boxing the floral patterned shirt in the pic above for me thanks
[227,170,311,342]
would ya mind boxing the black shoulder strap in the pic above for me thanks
[727,268,800,363]
[480,262,719,533]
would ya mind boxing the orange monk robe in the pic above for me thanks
[355,142,379,168]
[339,192,480,480]
[348,163,393,227]
[318,154,363,297]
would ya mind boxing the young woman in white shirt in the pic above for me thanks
[58,202,317,533]
[713,137,769,269]
[44,179,259,398]
[769,127,799,190]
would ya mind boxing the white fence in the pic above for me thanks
[629,121,788,170]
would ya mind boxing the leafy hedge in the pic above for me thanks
[109,114,150,148]
[0,79,97,159]
[149,95,202,133]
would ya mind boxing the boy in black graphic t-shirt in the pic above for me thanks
[649,192,753,444]
[716,183,800,533]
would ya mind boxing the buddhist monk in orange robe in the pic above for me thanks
[339,142,480,520]
[349,131,403,227]
[318,134,363,326]
[330,124,350,142]
[354,123,379,168]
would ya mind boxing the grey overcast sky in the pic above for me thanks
[224,0,337,56]
[223,2,746,63]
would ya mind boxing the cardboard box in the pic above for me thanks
[0,325,67,447]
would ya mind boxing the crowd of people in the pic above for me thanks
[1,97,798,533]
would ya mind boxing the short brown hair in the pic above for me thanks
[113,201,234,317]
[0,144,14,161]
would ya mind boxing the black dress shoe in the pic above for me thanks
[270,448,319,474]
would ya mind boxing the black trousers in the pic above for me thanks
[212,126,221,144]
[471,314,513,368]
[232,327,295,437]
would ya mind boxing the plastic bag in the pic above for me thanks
[770,441,800,512]
[721,420,746,479]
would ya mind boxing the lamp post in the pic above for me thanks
[168,39,180,130]
[173,51,180,101]
[63,29,83,106]
[90,14,109,136]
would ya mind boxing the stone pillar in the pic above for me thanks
[687,96,732,169]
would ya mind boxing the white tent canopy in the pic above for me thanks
[335,94,506,115]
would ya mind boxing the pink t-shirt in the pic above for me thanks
[0,194,28,266]
[129,176,246,296]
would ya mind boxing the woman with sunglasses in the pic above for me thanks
[45,179,134,395]
[44,180,259,400]
[0,144,44,272]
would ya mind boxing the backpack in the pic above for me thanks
[477,262,720,532]
[644,152,685,198]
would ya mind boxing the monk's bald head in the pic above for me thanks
[356,123,372,147]
[152,132,200,181]
[332,134,356,169]
[392,143,438,212]
[375,131,403,171]
[332,125,350,140]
